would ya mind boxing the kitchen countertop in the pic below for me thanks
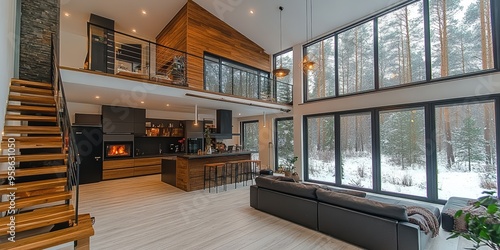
[176,151,252,159]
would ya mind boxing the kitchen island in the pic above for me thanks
[161,152,252,191]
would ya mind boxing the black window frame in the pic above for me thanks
[303,0,500,103]
[274,116,294,171]
[303,94,500,204]
[241,120,259,151]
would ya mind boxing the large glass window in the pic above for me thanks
[303,0,496,102]
[275,118,294,171]
[340,113,373,188]
[305,37,336,100]
[241,121,259,151]
[380,107,427,197]
[306,115,335,182]
[338,21,375,95]
[203,53,270,100]
[435,101,497,200]
[429,0,494,79]
[378,1,425,87]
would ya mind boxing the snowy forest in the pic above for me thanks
[306,0,496,200]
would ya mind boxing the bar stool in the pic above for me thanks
[204,162,227,193]
[237,160,261,185]
[225,161,240,189]
[234,160,253,187]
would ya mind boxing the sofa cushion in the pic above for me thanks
[316,188,409,221]
[255,176,317,199]
[321,186,367,197]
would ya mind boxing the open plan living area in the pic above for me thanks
[0,0,499,249]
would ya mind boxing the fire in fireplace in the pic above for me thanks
[105,141,132,159]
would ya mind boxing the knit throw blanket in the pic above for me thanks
[406,206,440,238]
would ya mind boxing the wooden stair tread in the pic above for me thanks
[0,214,94,250]
[0,205,74,235]
[7,104,56,113]
[0,191,71,212]
[1,140,62,149]
[10,86,53,96]
[2,136,62,142]
[4,126,61,134]
[5,114,57,122]
[0,178,67,195]
[11,79,52,90]
[0,165,66,178]
[9,94,55,105]
[0,153,65,163]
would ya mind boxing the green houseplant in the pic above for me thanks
[447,191,500,250]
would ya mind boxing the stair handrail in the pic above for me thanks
[51,33,81,224]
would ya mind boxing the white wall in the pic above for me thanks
[60,30,87,69]
[0,0,17,137]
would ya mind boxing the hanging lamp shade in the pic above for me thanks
[273,6,290,77]
[273,68,290,78]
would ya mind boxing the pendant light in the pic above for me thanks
[273,6,290,78]
[303,0,316,72]
[194,104,198,125]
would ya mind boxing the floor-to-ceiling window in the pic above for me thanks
[241,120,259,151]
[275,117,294,171]
[305,115,335,183]
[435,101,497,200]
[380,107,427,197]
[340,112,373,189]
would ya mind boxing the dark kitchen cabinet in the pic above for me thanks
[134,108,146,136]
[73,126,103,184]
[102,105,144,134]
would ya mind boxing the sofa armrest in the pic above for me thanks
[398,221,433,250]
[250,185,258,209]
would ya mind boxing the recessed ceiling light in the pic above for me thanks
[95,96,100,99]
[64,12,70,17]
[238,113,242,116]
[142,10,147,15]
[140,101,144,104]
[132,29,137,33]
[249,10,254,14]
[166,104,170,107]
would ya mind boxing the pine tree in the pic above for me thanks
[452,117,486,171]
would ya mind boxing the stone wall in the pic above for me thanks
[19,0,59,83]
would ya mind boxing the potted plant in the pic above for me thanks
[281,156,298,177]
[447,191,500,250]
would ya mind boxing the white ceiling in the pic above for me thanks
[60,0,407,54]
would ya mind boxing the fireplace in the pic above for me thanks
[104,141,133,159]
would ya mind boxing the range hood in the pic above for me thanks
[212,109,232,139]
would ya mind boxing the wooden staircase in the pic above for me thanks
[0,79,94,249]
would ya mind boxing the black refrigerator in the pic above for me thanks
[73,126,103,184]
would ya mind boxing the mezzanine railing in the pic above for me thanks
[87,23,293,104]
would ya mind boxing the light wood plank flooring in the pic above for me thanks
[79,175,472,250]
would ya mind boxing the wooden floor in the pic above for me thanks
[79,175,472,250]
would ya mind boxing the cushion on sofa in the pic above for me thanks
[255,176,317,199]
[316,188,409,221]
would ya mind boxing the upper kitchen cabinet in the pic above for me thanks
[102,105,145,134]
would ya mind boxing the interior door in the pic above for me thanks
[74,126,103,184]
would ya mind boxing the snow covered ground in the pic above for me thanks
[308,152,497,200]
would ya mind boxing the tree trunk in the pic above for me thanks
[444,107,455,167]
[404,7,412,83]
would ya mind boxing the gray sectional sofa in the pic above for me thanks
[250,176,441,250]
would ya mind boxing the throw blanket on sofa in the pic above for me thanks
[406,206,440,238]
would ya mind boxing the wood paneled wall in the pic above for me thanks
[156,4,188,77]
[156,0,270,90]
